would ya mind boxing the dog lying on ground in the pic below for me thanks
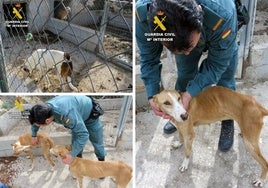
[22,49,78,92]
[12,132,55,171]
[153,86,268,187]
[50,145,132,188]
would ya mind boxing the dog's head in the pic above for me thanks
[50,145,72,159]
[153,90,188,122]
[11,141,31,156]
[61,52,73,77]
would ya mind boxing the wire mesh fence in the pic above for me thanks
[0,0,132,93]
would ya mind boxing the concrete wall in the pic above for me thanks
[28,0,52,33]
[47,18,98,52]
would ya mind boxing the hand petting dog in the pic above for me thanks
[149,98,171,119]
[62,154,73,164]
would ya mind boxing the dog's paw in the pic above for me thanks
[179,158,189,172]
[179,165,187,172]
[50,166,55,171]
[253,179,263,187]
[172,141,183,149]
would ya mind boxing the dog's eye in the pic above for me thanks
[164,101,171,105]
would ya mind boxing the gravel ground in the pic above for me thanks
[4,148,132,188]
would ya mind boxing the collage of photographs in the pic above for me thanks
[0,0,268,188]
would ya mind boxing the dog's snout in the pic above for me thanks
[180,113,188,121]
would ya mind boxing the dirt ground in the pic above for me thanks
[2,148,132,188]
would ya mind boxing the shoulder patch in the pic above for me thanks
[202,5,225,31]
[212,19,223,31]
[65,118,70,124]
[221,29,232,39]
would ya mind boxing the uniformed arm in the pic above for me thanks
[186,11,238,97]
[136,2,163,99]
[31,124,40,137]
[64,112,89,157]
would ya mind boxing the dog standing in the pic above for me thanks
[50,145,132,188]
[22,49,78,92]
[153,86,268,187]
[12,132,55,171]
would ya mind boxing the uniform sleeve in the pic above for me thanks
[63,109,89,157]
[136,5,163,99]
[186,8,238,97]
[31,124,40,137]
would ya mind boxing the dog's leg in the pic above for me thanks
[172,128,184,149]
[176,122,195,172]
[66,76,78,92]
[41,144,55,171]
[46,75,52,89]
[76,176,83,188]
[43,153,55,171]
[241,124,268,187]
[117,183,127,188]
[115,175,127,188]
[25,150,34,171]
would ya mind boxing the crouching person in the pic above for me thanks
[28,95,106,164]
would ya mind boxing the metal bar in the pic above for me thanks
[113,95,132,146]
[236,0,256,78]
[98,1,110,53]
[0,34,9,92]
[244,0,257,59]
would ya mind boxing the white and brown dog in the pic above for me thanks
[153,86,268,187]
[11,132,55,171]
[50,145,132,188]
[22,49,78,92]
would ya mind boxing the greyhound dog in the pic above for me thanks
[12,132,55,171]
[50,145,132,188]
[153,86,268,187]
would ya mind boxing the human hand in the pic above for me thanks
[149,98,171,119]
[181,92,192,110]
[32,137,38,145]
[62,154,73,164]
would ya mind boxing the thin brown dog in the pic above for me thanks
[153,86,268,187]
[11,132,55,171]
[50,145,132,188]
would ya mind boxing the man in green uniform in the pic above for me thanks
[136,0,238,152]
[29,95,106,164]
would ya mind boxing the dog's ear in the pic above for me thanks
[64,52,70,60]
[152,94,158,103]
[65,145,72,151]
